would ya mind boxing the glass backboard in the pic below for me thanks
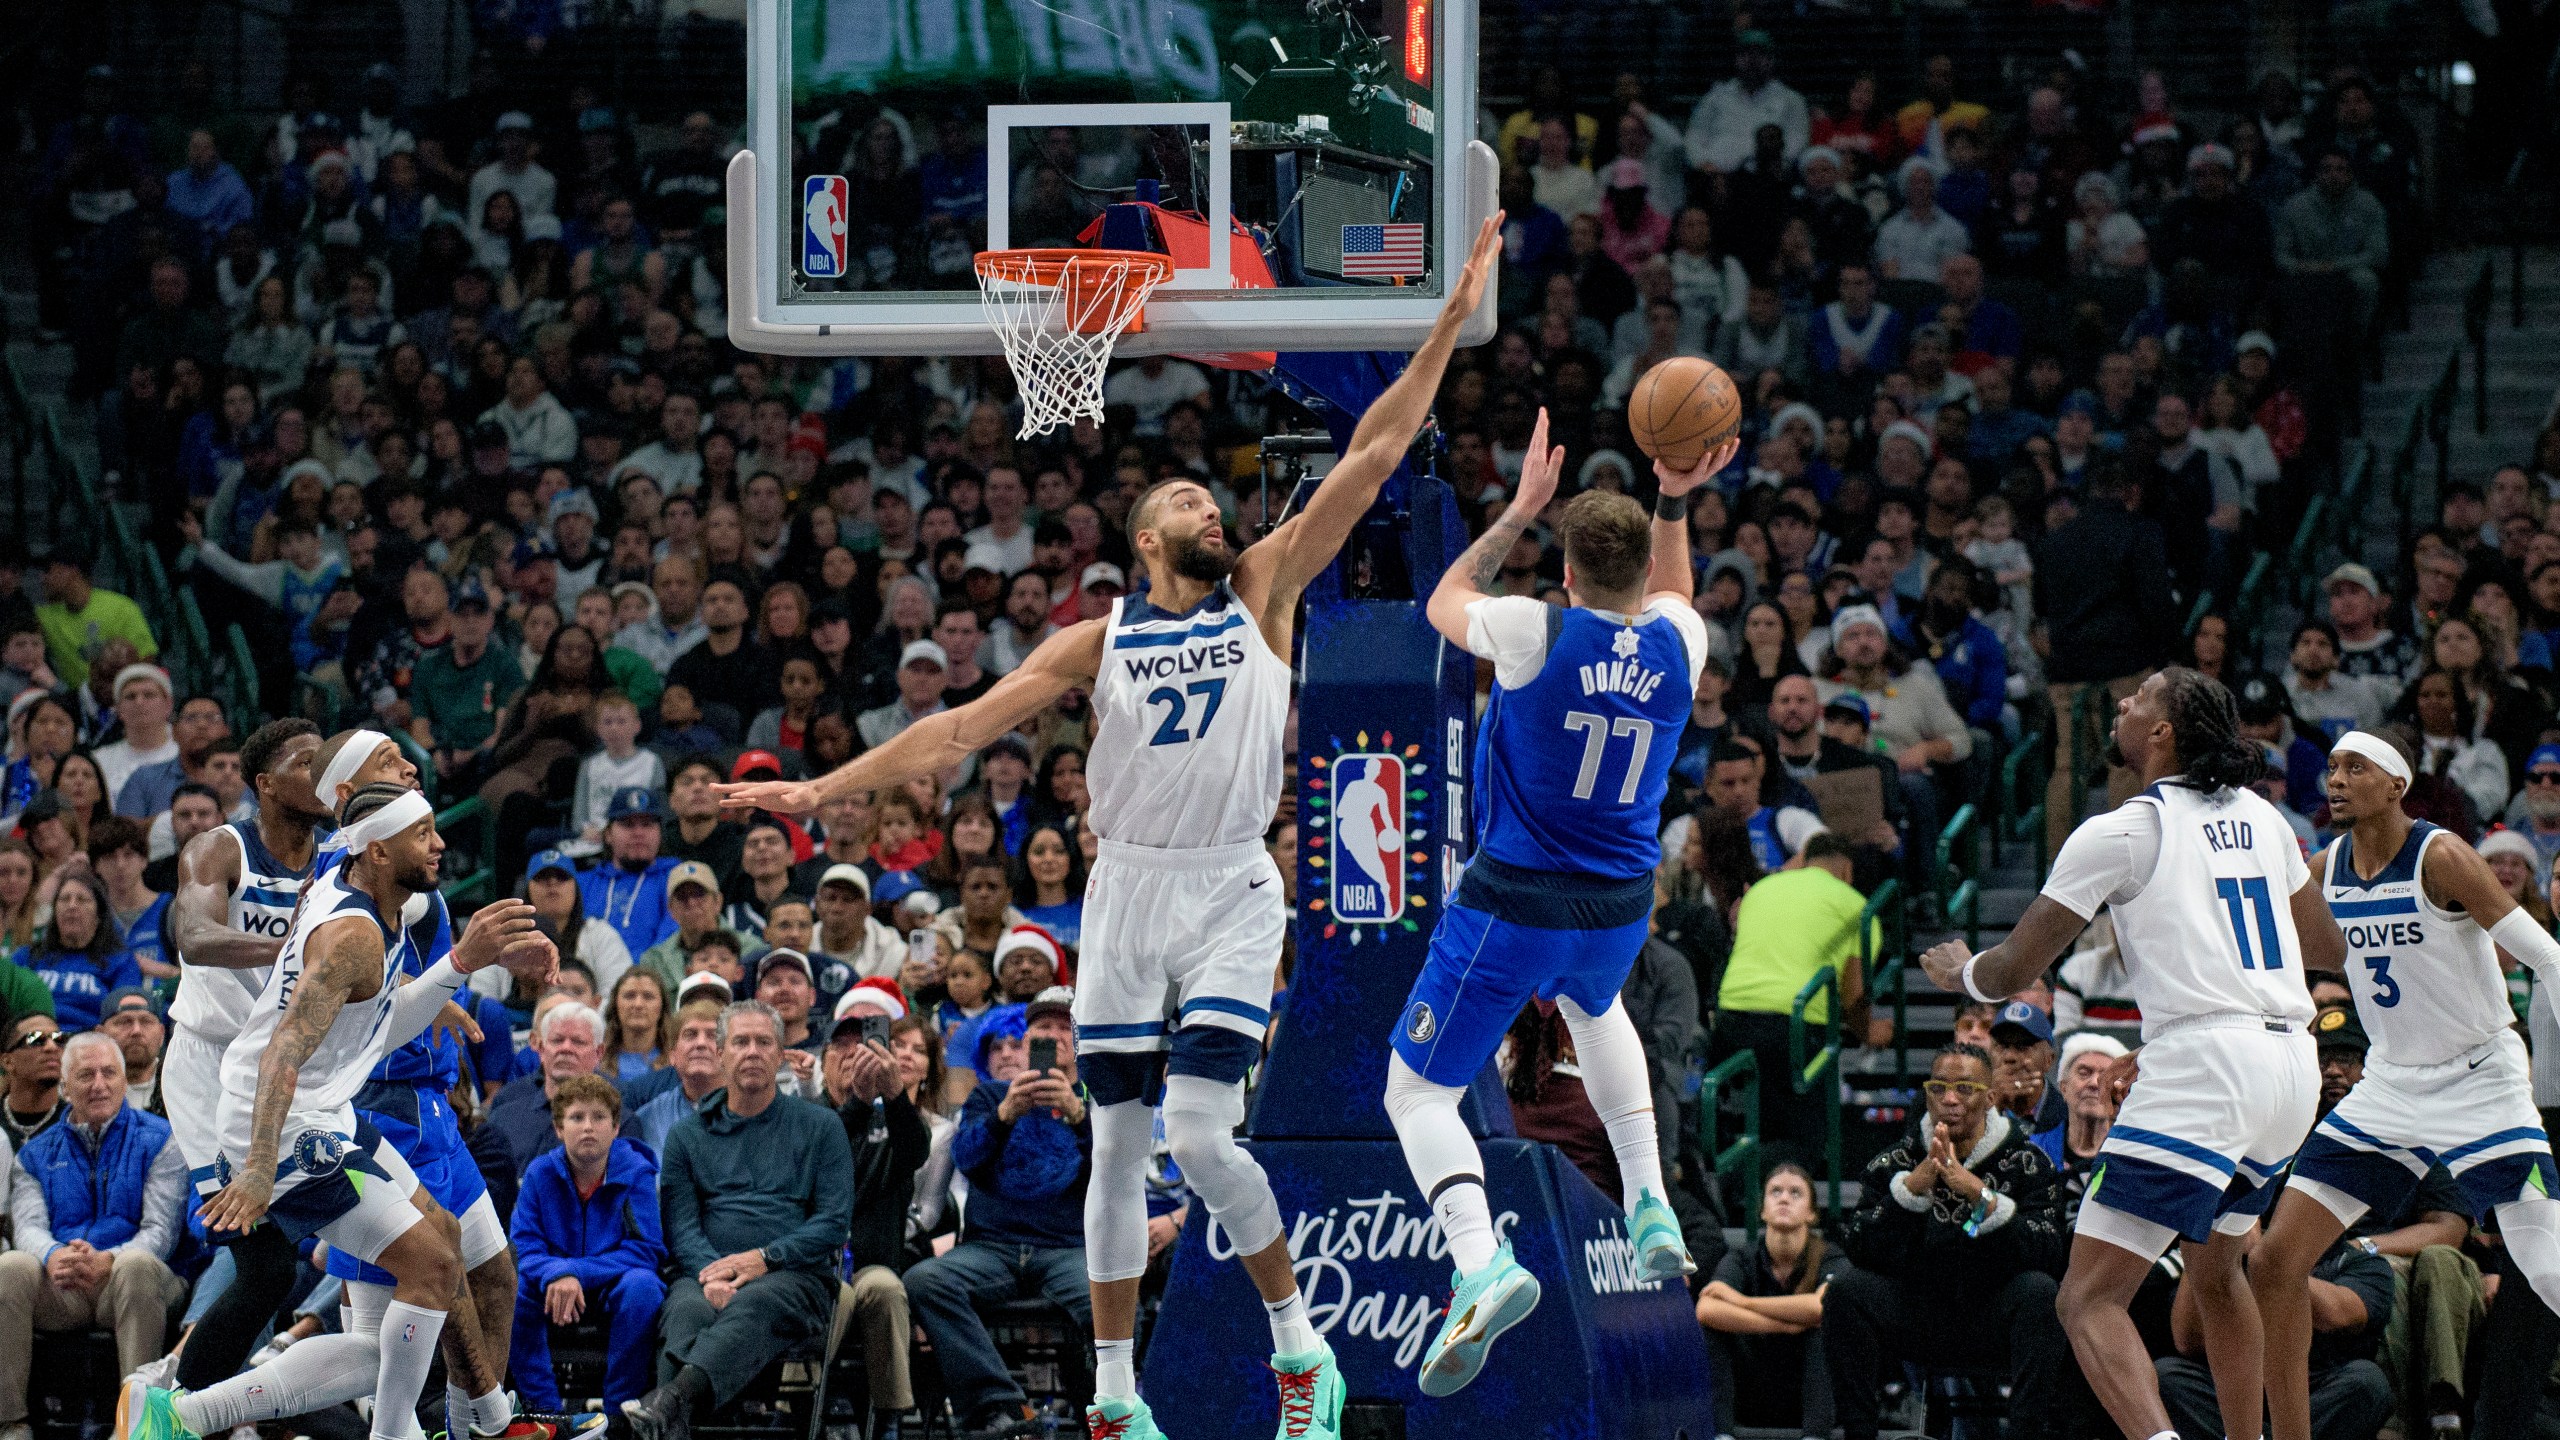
[725,0,1493,358]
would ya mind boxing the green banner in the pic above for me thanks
[793,0,1231,101]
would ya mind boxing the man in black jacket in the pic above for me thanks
[1823,1044,2071,1440]
[2034,463,2176,852]
[821,992,930,1428]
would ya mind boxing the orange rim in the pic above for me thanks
[975,249,1175,335]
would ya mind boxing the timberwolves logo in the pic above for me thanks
[292,1129,348,1177]
[1404,1001,1436,1044]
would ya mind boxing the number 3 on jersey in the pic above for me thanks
[1147,678,1227,746]
[2215,876,2287,970]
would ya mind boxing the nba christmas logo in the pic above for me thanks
[1328,754,1404,923]
[801,175,849,278]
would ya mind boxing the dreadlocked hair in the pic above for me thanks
[339,781,415,830]
[2157,666,2265,793]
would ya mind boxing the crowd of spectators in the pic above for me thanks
[6,6,2560,1439]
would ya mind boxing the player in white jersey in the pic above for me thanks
[150,719,331,1396]
[2251,731,2560,1440]
[717,215,1504,1440]
[119,783,551,1440]
[1922,669,2342,1440]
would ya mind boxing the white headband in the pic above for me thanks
[336,790,433,854]
[319,729,394,808]
[2332,731,2411,787]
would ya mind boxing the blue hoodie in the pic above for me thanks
[25,945,144,1032]
[578,856,680,957]
[510,1137,667,1291]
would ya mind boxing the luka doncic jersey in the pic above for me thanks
[1469,597,1707,880]
[170,821,315,1043]
[2325,821,2514,1067]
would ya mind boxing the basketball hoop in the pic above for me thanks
[975,249,1175,438]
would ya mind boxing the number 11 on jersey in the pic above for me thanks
[2215,876,2286,970]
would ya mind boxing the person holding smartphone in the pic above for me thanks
[819,982,933,1439]
[903,989,1093,1431]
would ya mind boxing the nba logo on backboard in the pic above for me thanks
[801,175,849,278]
[1330,754,1404,923]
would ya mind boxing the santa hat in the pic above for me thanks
[993,923,1070,985]
[833,976,909,1023]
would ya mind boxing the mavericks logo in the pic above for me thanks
[1403,1001,1435,1044]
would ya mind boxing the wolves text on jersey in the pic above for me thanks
[1122,637,1248,682]
[2343,919,2427,950]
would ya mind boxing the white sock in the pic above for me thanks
[179,1334,382,1432]
[467,1386,514,1435]
[1432,1178,1499,1275]
[371,1303,448,1440]
[1094,1338,1136,1401]
[1265,1291,1317,1356]
[1558,997,1666,1212]
[447,1383,472,1438]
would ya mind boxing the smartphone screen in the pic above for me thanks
[1027,1037,1058,1076]
[908,929,937,968]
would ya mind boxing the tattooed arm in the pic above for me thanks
[197,916,381,1234]
[1425,406,1563,647]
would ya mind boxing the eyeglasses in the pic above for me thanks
[1922,1079,1988,1098]
[9,1032,68,1052]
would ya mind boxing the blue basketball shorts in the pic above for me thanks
[1391,902,1651,1089]
[329,1085,505,1283]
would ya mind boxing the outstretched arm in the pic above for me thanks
[1919,894,2091,1001]
[168,826,283,971]
[1643,440,1741,608]
[717,621,1107,816]
[1240,214,1504,606]
[198,916,379,1233]
[1425,405,1557,646]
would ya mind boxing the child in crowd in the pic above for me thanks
[570,694,666,855]
[0,626,55,713]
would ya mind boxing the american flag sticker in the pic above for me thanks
[1341,223,1426,278]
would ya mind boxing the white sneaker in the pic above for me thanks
[124,1352,181,1392]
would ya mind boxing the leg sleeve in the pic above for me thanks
[1160,1074,1282,1259]
[1083,1098,1155,1285]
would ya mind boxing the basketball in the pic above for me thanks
[1627,357,1742,470]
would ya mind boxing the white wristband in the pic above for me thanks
[1961,956,1998,1004]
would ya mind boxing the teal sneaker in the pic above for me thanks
[1418,1245,1541,1398]
[117,1384,201,1440]
[1629,1189,1696,1280]
[1084,1395,1168,1440]
[1270,1340,1344,1439]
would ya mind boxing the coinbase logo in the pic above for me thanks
[1582,1217,1665,1296]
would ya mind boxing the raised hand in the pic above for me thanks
[1653,435,1742,498]
[1443,212,1507,321]
[1919,939,1974,994]
[453,900,541,974]
[1512,408,1565,517]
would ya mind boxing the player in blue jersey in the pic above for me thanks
[1383,411,1735,1397]
[304,729,585,1440]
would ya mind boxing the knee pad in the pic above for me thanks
[1083,1100,1156,1285]
[1161,1075,1281,1256]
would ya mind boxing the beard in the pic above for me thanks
[1168,530,1236,585]
[2103,739,2130,770]
[392,860,439,893]
[2528,790,2560,824]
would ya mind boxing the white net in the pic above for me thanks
[975,251,1173,438]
